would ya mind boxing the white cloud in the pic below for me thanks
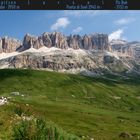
[109,29,124,41]
[115,18,135,25]
[64,11,101,17]
[51,17,70,31]
[72,27,83,34]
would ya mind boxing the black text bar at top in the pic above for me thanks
[0,0,140,10]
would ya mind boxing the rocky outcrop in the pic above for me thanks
[67,35,83,49]
[91,34,109,50]
[50,32,69,49]
[0,33,140,76]
[83,35,92,50]
[67,33,110,51]
[0,32,110,53]
[41,32,52,48]
[19,34,42,51]
[20,32,70,51]
[128,41,140,60]
[110,39,134,57]
[0,37,21,53]
[0,48,136,75]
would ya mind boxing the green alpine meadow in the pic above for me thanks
[0,69,140,140]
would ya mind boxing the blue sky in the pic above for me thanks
[0,10,140,41]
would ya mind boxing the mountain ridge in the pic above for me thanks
[0,32,140,76]
[0,32,110,53]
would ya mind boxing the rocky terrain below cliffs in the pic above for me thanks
[0,32,140,76]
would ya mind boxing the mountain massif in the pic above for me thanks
[0,32,140,76]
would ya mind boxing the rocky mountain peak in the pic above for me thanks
[0,32,111,53]
[0,32,140,75]
[110,39,136,57]
[0,36,21,53]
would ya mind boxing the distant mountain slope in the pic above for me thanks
[0,32,140,75]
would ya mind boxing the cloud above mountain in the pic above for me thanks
[51,17,70,31]
[109,29,124,41]
[0,11,139,41]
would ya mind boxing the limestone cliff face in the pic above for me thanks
[0,32,109,53]
[41,33,52,48]
[0,32,140,75]
[83,35,92,50]
[92,34,109,50]
[18,32,110,51]
[20,34,43,51]
[0,37,21,53]
[110,39,134,57]
[50,32,69,49]
[0,46,138,75]
[0,50,129,74]
[0,32,110,53]
[67,35,83,49]
[67,33,110,50]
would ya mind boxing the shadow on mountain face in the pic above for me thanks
[0,69,33,80]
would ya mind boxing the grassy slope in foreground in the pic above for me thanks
[0,69,140,140]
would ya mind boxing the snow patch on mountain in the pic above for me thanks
[0,52,19,60]
[0,46,88,61]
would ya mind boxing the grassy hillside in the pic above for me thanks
[0,69,140,140]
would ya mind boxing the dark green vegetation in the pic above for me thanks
[0,69,140,140]
[13,118,79,140]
